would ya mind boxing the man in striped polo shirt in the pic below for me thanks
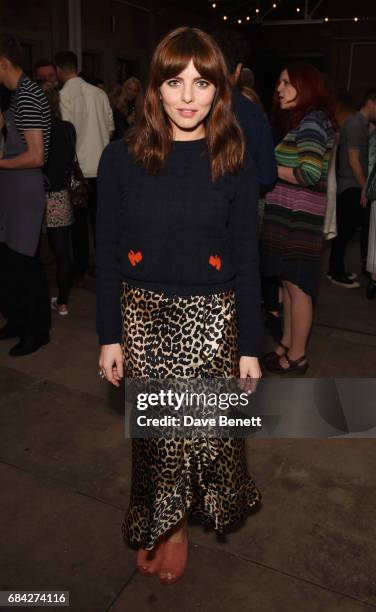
[0,35,52,356]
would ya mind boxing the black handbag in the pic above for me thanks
[67,154,89,208]
[66,123,88,208]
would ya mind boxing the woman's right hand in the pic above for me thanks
[99,343,124,387]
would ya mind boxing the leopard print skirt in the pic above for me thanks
[121,282,261,550]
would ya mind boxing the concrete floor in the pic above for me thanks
[0,238,375,612]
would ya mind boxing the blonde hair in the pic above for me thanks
[118,77,144,123]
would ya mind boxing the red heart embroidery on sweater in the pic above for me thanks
[128,250,143,267]
[209,254,221,271]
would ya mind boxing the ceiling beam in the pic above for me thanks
[261,3,276,22]
[114,0,151,12]
[308,0,324,19]
[262,17,376,26]
[304,0,309,19]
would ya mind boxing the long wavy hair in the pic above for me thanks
[272,62,336,135]
[118,77,144,124]
[126,27,245,181]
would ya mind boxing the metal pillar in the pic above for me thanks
[304,0,309,20]
[68,0,82,71]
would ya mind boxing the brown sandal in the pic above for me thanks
[266,353,308,375]
[263,342,290,365]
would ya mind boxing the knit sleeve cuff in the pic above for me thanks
[293,165,307,186]
[98,333,122,346]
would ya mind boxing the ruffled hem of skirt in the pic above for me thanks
[122,478,261,550]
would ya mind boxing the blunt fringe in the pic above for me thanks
[126,27,245,181]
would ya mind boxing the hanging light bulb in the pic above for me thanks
[223,15,227,21]
[256,8,260,14]
[273,3,277,8]
[296,7,301,12]
[246,15,251,21]
[211,2,216,8]
[324,17,329,22]
[354,16,359,22]
[238,18,242,24]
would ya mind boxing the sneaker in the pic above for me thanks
[327,271,357,281]
[51,297,69,316]
[328,274,360,289]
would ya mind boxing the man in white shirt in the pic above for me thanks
[55,50,114,277]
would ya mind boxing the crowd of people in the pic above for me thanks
[1,25,376,585]
[0,38,146,353]
[0,32,375,363]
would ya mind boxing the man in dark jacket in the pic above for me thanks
[233,86,276,194]
[214,30,279,340]
[214,30,277,194]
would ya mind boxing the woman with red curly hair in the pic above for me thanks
[262,63,336,374]
[96,27,263,584]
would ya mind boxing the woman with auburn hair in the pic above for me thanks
[96,27,262,584]
[262,62,335,374]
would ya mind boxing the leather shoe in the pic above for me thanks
[9,333,50,357]
[0,324,21,341]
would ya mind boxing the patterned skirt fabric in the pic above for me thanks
[46,190,74,228]
[367,201,376,274]
[261,181,327,296]
[120,283,261,550]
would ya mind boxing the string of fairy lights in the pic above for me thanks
[209,1,365,25]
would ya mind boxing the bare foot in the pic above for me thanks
[164,518,187,543]
[137,538,165,576]
[159,518,188,583]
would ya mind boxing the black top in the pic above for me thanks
[112,107,132,141]
[96,138,263,356]
[10,74,51,161]
[44,120,76,192]
[0,85,11,112]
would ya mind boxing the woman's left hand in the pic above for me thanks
[239,356,262,394]
[240,356,262,378]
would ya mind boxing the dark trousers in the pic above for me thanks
[72,206,89,276]
[71,177,97,275]
[47,226,72,305]
[87,177,97,245]
[0,243,50,336]
[329,187,371,275]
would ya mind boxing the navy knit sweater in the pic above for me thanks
[96,138,263,356]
